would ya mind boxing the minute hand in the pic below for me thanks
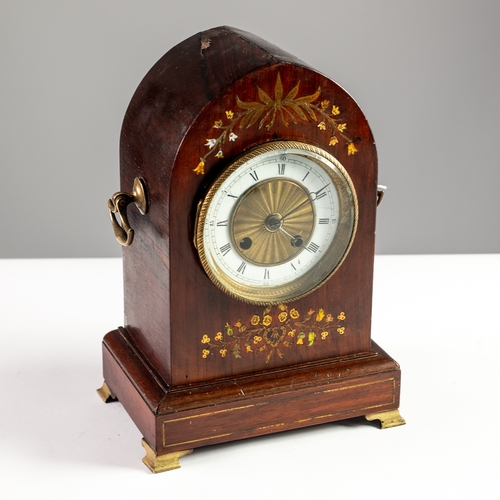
[280,185,329,221]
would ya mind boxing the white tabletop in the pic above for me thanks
[1,255,499,499]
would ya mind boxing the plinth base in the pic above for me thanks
[99,327,404,472]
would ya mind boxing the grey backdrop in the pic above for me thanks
[1,0,499,258]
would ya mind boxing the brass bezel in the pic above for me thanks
[196,141,358,305]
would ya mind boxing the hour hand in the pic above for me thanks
[278,225,305,248]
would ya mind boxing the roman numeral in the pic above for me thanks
[277,164,286,175]
[263,268,270,279]
[249,171,259,182]
[227,193,238,199]
[318,218,329,224]
[237,262,247,274]
[290,262,297,271]
[302,171,310,182]
[220,243,231,256]
[307,242,320,253]
[217,220,228,226]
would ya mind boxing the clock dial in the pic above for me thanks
[196,141,358,304]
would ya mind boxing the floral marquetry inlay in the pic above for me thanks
[201,304,347,364]
[193,73,358,175]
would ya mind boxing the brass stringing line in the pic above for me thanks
[162,378,395,448]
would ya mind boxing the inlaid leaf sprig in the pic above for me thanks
[193,73,357,175]
[201,304,346,364]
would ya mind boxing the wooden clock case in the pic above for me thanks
[99,26,404,473]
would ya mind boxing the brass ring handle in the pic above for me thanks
[108,177,148,246]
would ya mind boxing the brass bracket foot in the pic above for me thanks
[365,409,406,429]
[96,381,118,403]
[141,439,193,473]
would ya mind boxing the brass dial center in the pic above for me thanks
[264,213,283,232]
[231,178,315,266]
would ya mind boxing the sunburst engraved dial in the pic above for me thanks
[196,141,358,304]
[232,179,315,265]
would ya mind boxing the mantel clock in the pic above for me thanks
[98,26,404,473]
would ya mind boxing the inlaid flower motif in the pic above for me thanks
[193,160,205,175]
[201,305,347,363]
[195,73,358,175]
[316,308,325,322]
[308,332,316,346]
[262,315,272,327]
[250,315,260,326]
[347,143,358,155]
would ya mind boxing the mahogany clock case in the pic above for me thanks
[100,26,403,470]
